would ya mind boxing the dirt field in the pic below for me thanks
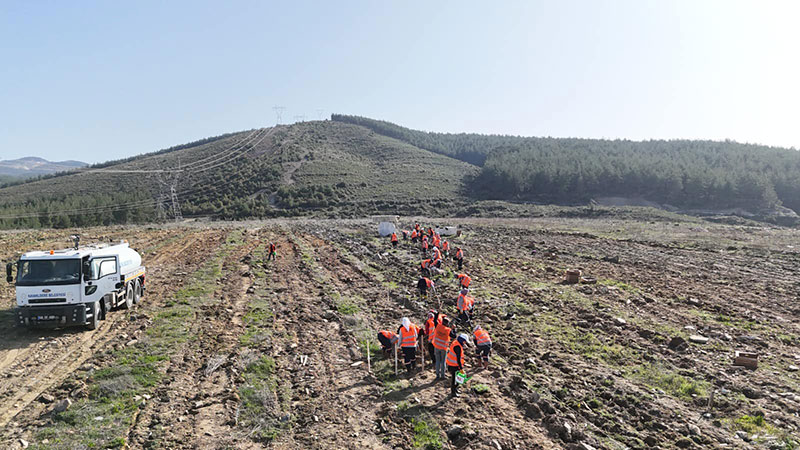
[0,217,799,449]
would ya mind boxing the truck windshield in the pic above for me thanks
[16,259,81,286]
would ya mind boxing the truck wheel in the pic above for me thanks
[123,283,134,310]
[86,302,99,330]
[133,279,142,304]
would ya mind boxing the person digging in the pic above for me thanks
[472,325,492,370]
[377,330,399,357]
[417,276,435,298]
[397,318,421,374]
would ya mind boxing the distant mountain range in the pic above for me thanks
[0,157,87,177]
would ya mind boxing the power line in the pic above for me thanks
[3,128,267,199]
[0,128,276,221]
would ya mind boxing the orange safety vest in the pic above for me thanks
[399,325,419,348]
[425,316,445,342]
[421,259,431,269]
[473,328,491,346]
[457,294,475,312]
[446,340,464,367]
[458,274,471,288]
[442,241,449,251]
[432,236,440,248]
[431,247,441,259]
[391,233,398,242]
[424,278,434,288]
[411,230,418,239]
[433,324,451,350]
[380,330,397,341]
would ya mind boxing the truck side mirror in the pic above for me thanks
[82,261,91,282]
[6,262,13,283]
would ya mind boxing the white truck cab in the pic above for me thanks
[6,239,146,330]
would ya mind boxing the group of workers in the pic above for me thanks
[378,223,493,397]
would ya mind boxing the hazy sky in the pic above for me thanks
[2,0,799,163]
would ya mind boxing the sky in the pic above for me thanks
[1,0,799,163]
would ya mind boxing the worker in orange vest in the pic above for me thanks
[267,242,277,261]
[420,259,433,276]
[377,330,398,356]
[430,246,442,262]
[390,232,398,248]
[417,276,435,297]
[454,247,464,270]
[431,312,455,379]
[456,273,471,290]
[441,240,450,258]
[472,325,492,369]
[397,318,421,373]
[456,289,475,328]
[446,334,470,396]
[421,235,429,254]
[410,229,418,243]
[423,310,446,369]
[402,230,410,240]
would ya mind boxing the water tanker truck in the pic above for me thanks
[5,236,146,330]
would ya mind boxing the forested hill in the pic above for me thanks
[1,116,799,230]
[332,114,800,215]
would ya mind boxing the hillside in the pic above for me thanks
[332,115,800,218]
[2,116,800,229]
[0,121,477,228]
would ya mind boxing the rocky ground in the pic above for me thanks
[0,215,798,449]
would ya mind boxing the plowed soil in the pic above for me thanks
[1,217,799,449]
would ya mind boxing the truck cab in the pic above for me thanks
[7,241,145,330]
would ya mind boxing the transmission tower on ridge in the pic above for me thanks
[152,160,182,222]
[273,106,286,124]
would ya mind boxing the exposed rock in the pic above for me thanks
[668,336,688,351]
[446,425,462,440]
[742,386,763,399]
[689,335,709,344]
[53,398,72,413]
[37,393,55,404]
[735,430,750,442]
